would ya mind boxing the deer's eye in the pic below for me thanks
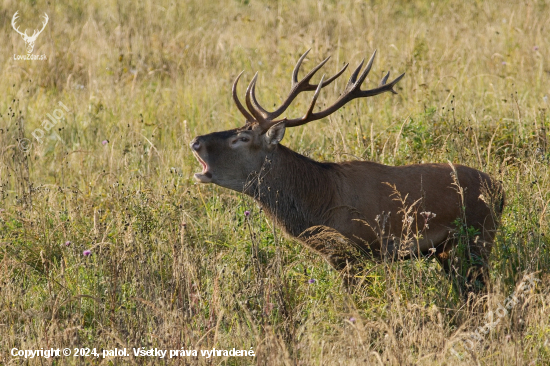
[232,136,250,145]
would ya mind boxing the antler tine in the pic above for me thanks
[322,62,349,86]
[358,71,405,97]
[248,74,271,119]
[346,59,364,89]
[246,51,349,127]
[232,71,256,122]
[241,51,313,125]
[354,50,377,88]
[280,51,404,128]
[245,73,275,130]
[297,55,331,89]
[297,56,349,91]
[291,49,311,85]
[304,74,325,118]
[380,71,391,86]
[263,54,347,120]
[283,75,326,128]
[290,49,333,90]
[245,73,269,121]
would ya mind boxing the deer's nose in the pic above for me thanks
[190,138,201,151]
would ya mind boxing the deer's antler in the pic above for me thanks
[233,50,405,132]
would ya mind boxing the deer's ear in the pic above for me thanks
[265,122,286,146]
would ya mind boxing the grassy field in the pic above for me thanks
[1,0,550,364]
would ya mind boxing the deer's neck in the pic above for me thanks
[246,145,337,237]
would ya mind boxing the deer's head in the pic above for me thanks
[12,11,49,54]
[190,50,404,192]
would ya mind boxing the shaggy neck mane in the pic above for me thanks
[245,144,338,237]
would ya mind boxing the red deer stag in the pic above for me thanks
[190,50,504,291]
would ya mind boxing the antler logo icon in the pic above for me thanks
[11,11,49,54]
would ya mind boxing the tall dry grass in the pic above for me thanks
[1,0,549,364]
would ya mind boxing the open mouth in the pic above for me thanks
[192,152,213,183]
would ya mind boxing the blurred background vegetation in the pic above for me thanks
[1,0,549,364]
